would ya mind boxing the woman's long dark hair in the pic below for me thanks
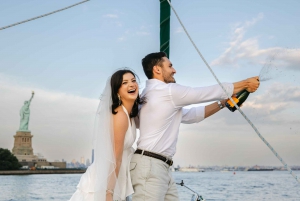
[110,69,144,118]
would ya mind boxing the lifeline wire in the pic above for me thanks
[166,0,299,183]
[0,0,90,31]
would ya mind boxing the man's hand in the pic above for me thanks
[246,76,260,93]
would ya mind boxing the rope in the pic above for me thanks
[166,0,300,184]
[0,0,90,31]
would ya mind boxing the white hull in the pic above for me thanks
[179,168,204,172]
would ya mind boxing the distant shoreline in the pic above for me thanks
[0,169,86,175]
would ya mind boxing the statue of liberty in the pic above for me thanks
[19,91,34,131]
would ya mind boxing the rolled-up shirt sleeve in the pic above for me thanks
[170,83,234,108]
[181,106,205,124]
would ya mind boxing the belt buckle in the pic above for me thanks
[166,158,173,166]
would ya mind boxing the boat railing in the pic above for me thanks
[176,180,205,201]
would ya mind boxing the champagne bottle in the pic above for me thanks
[225,89,250,112]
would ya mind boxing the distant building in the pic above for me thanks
[92,149,94,163]
[80,156,85,164]
[67,158,87,169]
[86,159,91,167]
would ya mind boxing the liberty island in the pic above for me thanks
[10,92,67,170]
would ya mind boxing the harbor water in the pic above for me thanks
[0,171,299,201]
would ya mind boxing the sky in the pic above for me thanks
[1,0,300,167]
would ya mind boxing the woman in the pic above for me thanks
[69,69,143,201]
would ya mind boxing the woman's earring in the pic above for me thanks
[117,94,121,106]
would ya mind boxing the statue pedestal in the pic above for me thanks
[11,131,66,169]
[12,131,37,162]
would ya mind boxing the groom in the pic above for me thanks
[130,52,260,200]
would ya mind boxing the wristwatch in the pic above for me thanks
[217,101,224,109]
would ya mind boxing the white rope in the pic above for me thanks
[166,0,299,184]
[0,0,90,31]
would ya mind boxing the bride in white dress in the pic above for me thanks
[69,69,143,201]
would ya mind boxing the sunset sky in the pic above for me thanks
[1,0,300,167]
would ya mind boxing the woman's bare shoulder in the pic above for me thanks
[113,106,129,129]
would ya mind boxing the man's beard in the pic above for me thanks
[163,73,176,83]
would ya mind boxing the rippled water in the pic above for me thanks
[173,171,300,201]
[0,171,299,201]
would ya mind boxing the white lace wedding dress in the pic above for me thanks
[69,105,136,201]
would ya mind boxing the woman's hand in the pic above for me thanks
[106,193,113,201]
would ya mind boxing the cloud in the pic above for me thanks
[82,4,89,12]
[136,31,150,36]
[175,27,184,34]
[242,82,300,121]
[268,35,275,39]
[117,37,126,42]
[115,21,122,27]
[103,14,118,18]
[173,80,300,166]
[102,13,122,27]
[198,82,300,128]
[136,25,151,36]
[211,13,300,71]
[0,73,99,163]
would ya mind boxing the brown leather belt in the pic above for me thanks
[134,149,173,166]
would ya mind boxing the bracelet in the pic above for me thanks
[217,101,224,109]
[106,189,114,195]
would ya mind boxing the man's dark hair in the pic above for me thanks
[142,52,167,79]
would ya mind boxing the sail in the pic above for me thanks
[160,0,171,57]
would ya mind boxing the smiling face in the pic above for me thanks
[160,57,176,83]
[118,72,139,103]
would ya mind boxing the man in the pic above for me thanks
[130,52,260,200]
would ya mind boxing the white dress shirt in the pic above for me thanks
[137,79,234,157]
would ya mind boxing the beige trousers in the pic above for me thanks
[130,153,179,201]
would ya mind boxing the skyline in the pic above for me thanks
[1,0,300,166]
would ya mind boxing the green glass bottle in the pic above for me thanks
[225,89,250,112]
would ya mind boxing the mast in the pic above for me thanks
[160,0,171,58]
